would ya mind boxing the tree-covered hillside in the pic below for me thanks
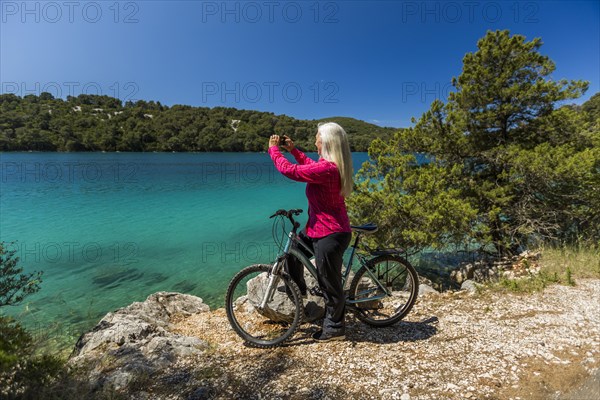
[0,94,396,152]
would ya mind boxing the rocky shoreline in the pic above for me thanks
[68,277,600,399]
[448,251,543,288]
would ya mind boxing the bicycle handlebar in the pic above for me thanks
[269,209,303,218]
[269,209,303,230]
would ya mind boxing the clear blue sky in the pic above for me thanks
[1,0,598,128]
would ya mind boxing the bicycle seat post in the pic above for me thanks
[342,230,362,286]
[352,231,362,249]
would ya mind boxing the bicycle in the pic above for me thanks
[225,209,419,348]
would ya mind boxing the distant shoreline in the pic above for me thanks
[0,93,397,153]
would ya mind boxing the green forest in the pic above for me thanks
[0,94,395,152]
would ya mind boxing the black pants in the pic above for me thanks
[286,230,352,331]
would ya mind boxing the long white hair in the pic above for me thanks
[318,122,353,197]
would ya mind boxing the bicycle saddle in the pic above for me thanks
[350,223,378,234]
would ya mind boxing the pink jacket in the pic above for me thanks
[269,145,351,238]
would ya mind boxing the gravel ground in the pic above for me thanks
[163,279,600,400]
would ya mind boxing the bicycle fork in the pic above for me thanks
[258,232,294,309]
[258,260,283,309]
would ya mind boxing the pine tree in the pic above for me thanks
[348,30,598,255]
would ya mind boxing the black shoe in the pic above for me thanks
[312,329,345,342]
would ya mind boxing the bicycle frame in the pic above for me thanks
[344,232,395,304]
[260,224,394,308]
[259,226,308,309]
[226,210,420,348]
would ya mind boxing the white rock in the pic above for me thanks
[419,284,439,296]
[461,279,481,293]
[68,292,210,390]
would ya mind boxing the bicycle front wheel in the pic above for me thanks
[225,264,304,348]
[349,255,419,327]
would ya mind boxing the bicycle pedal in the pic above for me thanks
[308,286,324,297]
[346,303,368,316]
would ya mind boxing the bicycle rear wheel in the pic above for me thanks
[348,255,419,327]
[225,264,304,348]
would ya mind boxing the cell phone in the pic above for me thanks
[279,136,287,146]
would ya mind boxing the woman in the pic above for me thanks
[268,122,353,341]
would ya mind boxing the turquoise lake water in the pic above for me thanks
[1,151,376,348]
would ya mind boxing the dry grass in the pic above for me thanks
[488,244,600,294]
[539,244,600,281]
